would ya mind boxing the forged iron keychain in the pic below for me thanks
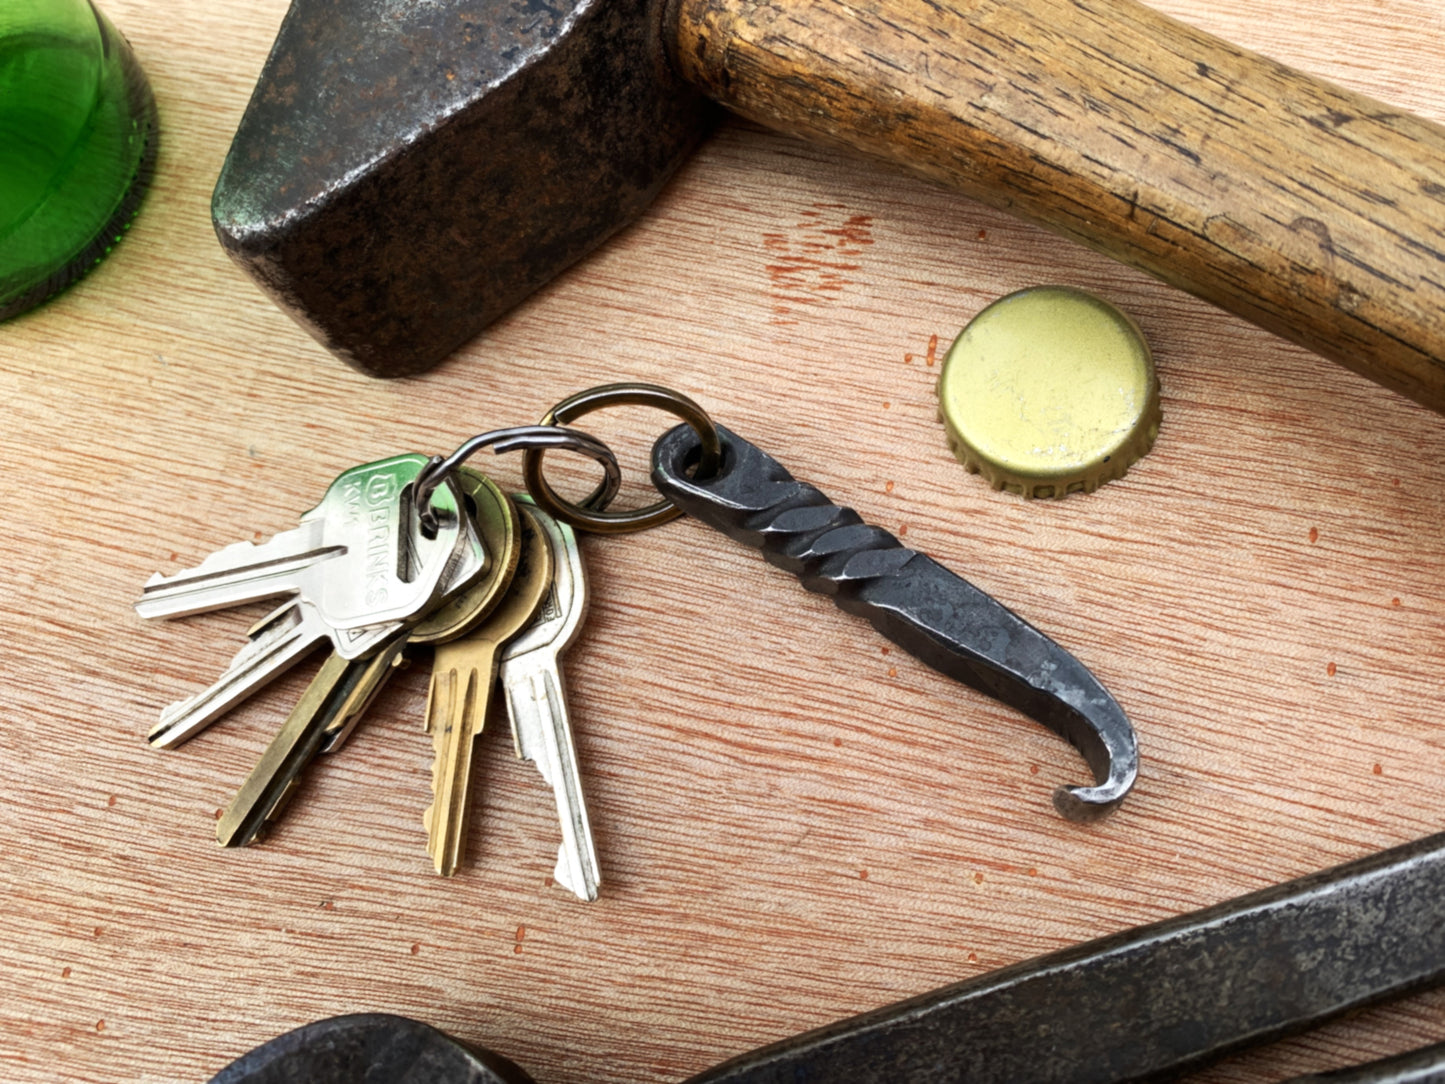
[135,424,624,890]
[135,383,1133,891]
[417,382,1139,819]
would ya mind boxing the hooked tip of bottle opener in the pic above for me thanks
[1052,735,1137,821]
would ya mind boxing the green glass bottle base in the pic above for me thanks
[0,14,158,321]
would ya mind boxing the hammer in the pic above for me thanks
[213,0,1445,412]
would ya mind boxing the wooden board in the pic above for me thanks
[3,0,1445,1080]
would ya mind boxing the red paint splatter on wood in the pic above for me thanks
[904,353,914,364]
[976,229,988,241]
[885,480,895,493]
[214,808,223,820]
[1326,662,1337,676]
[926,335,939,366]
[93,927,102,938]
[974,872,985,884]
[888,667,898,678]
[96,1020,105,1033]
[1308,527,1319,543]
[61,967,71,978]
[107,795,116,807]
[1027,868,1038,877]
[859,870,869,880]
[1392,597,1401,606]
[833,737,843,747]
[898,525,909,536]
[410,943,421,955]
[1029,764,1040,775]
[515,926,526,942]
[968,952,978,962]
[764,207,874,323]
[1373,763,1383,775]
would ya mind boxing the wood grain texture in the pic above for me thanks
[671,0,1445,412]
[2,0,1445,1082]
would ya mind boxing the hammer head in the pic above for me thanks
[212,0,709,377]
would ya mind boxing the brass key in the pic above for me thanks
[423,503,554,876]
[216,635,409,846]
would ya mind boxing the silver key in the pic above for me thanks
[148,600,333,748]
[498,497,599,901]
[135,454,471,640]
[140,456,488,746]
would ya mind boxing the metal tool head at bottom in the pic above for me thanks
[209,1013,535,1084]
[211,834,1445,1084]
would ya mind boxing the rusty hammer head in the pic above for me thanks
[212,0,711,377]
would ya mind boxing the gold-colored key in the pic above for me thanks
[216,635,409,846]
[423,503,554,876]
[216,471,520,848]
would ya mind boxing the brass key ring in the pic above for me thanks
[523,383,722,534]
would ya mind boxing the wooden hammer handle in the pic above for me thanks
[670,0,1445,413]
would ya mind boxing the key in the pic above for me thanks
[498,496,599,901]
[148,599,369,748]
[423,503,555,876]
[140,456,489,747]
[217,635,409,846]
[146,508,486,748]
[215,471,522,845]
[136,454,475,643]
[321,469,522,753]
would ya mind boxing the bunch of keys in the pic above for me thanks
[138,384,1142,899]
[136,432,616,899]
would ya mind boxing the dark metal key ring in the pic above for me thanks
[523,383,722,534]
[414,424,622,535]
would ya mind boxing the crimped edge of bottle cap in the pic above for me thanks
[939,394,1161,499]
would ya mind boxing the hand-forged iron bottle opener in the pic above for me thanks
[648,420,1137,820]
[502,383,1137,820]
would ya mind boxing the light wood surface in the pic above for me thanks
[3,1,1445,1081]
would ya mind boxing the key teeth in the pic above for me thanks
[423,665,467,877]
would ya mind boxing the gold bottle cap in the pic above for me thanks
[937,286,1160,499]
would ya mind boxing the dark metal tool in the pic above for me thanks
[648,421,1136,820]
[209,1013,534,1084]
[213,831,1445,1083]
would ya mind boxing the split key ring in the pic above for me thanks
[523,383,722,535]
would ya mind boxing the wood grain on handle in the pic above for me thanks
[669,0,1445,413]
